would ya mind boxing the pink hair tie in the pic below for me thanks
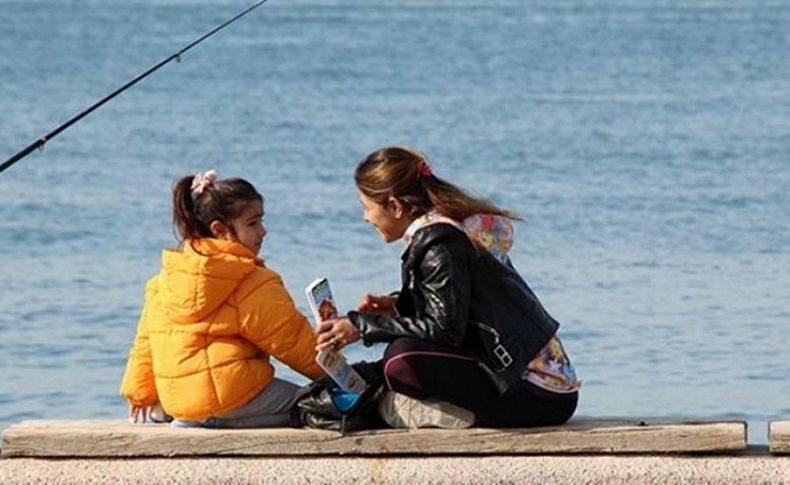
[191,169,218,197]
[419,161,433,178]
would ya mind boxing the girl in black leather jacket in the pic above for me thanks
[316,146,579,428]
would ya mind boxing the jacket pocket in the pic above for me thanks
[471,320,514,371]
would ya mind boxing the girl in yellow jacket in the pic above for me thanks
[120,170,323,428]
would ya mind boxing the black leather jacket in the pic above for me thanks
[348,223,559,395]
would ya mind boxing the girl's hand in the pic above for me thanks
[357,293,397,316]
[128,404,151,424]
[315,317,361,351]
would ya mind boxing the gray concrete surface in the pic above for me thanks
[2,451,790,484]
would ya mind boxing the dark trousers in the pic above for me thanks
[382,337,578,428]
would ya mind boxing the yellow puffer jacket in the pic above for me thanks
[119,238,323,420]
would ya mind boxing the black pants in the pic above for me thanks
[382,337,578,428]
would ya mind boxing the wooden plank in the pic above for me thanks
[769,421,790,454]
[1,418,746,458]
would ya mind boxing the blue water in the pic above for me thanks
[1,0,789,445]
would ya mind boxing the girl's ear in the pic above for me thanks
[387,196,406,219]
[209,220,230,239]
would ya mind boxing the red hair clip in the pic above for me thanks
[419,161,433,178]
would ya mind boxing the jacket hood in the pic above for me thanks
[461,214,514,264]
[157,239,261,323]
[404,213,515,267]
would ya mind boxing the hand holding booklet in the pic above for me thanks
[305,278,368,394]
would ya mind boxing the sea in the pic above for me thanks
[0,0,788,445]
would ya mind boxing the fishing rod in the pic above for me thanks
[0,0,269,175]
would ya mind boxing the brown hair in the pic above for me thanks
[172,174,262,243]
[354,146,520,221]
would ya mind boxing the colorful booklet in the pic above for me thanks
[305,278,368,393]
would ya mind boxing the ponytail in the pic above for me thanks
[354,146,520,222]
[172,175,213,242]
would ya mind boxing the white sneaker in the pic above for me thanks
[378,391,475,429]
[149,402,172,423]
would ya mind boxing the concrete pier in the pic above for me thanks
[2,419,746,457]
[2,452,790,484]
[5,419,789,484]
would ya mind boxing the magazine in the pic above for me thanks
[305,278,368,393]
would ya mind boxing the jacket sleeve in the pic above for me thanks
[349,242,471,347]
[119,280,159,407]
[239,276,324,381]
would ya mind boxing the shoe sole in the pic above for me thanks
[381,392,475,429]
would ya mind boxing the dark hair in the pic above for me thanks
[172,173,263,243]
[354,146,520,221]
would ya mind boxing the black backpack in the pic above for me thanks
[290,360,387,435]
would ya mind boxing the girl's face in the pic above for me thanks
[357,189,413,243]
[216,200,266,255]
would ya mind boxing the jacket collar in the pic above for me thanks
[401,222,467,267]
[402,210,463,251]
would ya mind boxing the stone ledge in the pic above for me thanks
[1,418,746,458]
[769,420,790,454]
